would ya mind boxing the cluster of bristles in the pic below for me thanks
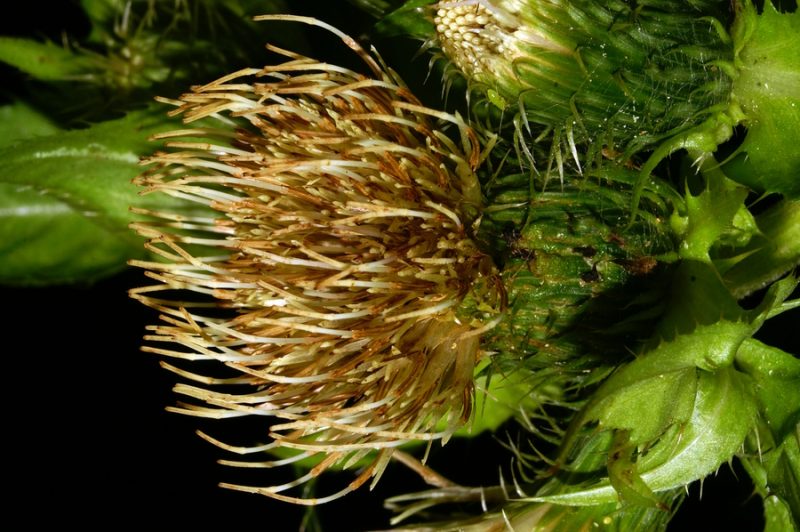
[130,16,502,504]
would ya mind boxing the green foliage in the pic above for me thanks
[519,158,798,509]
[737,339,800,444]
[0,108,207,284]
[0,0,295,124]
[0,0,293,282]
[376,0,435,38]
[738,338,800,532]
[534,365,757,506]
[0,37,94,81]
[0,102,59,145]
[672,173,750,263]
[725,1,800,197]
[531,271,794,506]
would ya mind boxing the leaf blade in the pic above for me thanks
[0,108,209,284]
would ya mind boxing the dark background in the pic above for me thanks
[2,1,794,530]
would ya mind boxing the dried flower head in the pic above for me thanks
[130,15,502,504]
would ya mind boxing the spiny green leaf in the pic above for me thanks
[529,271,797,506]
[736,338,800,444]
[725,0,800,197]
[562,312,755,454]
[0,108,208,285]
[718,199,800,299]
[594,367,697,446]
[655,261,744,341]
[0,109,163,230]
[0,183,136,284]
[656,260,797,349]
[636,368,756,489]
[672,173,749,263]
[529,367,757,506]
[764,495,797,532]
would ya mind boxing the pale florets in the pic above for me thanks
[432,1,568,84]
[130,16,502,504]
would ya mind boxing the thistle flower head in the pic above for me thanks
[130,15,502,504]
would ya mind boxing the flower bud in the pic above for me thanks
[429,0,733,170]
